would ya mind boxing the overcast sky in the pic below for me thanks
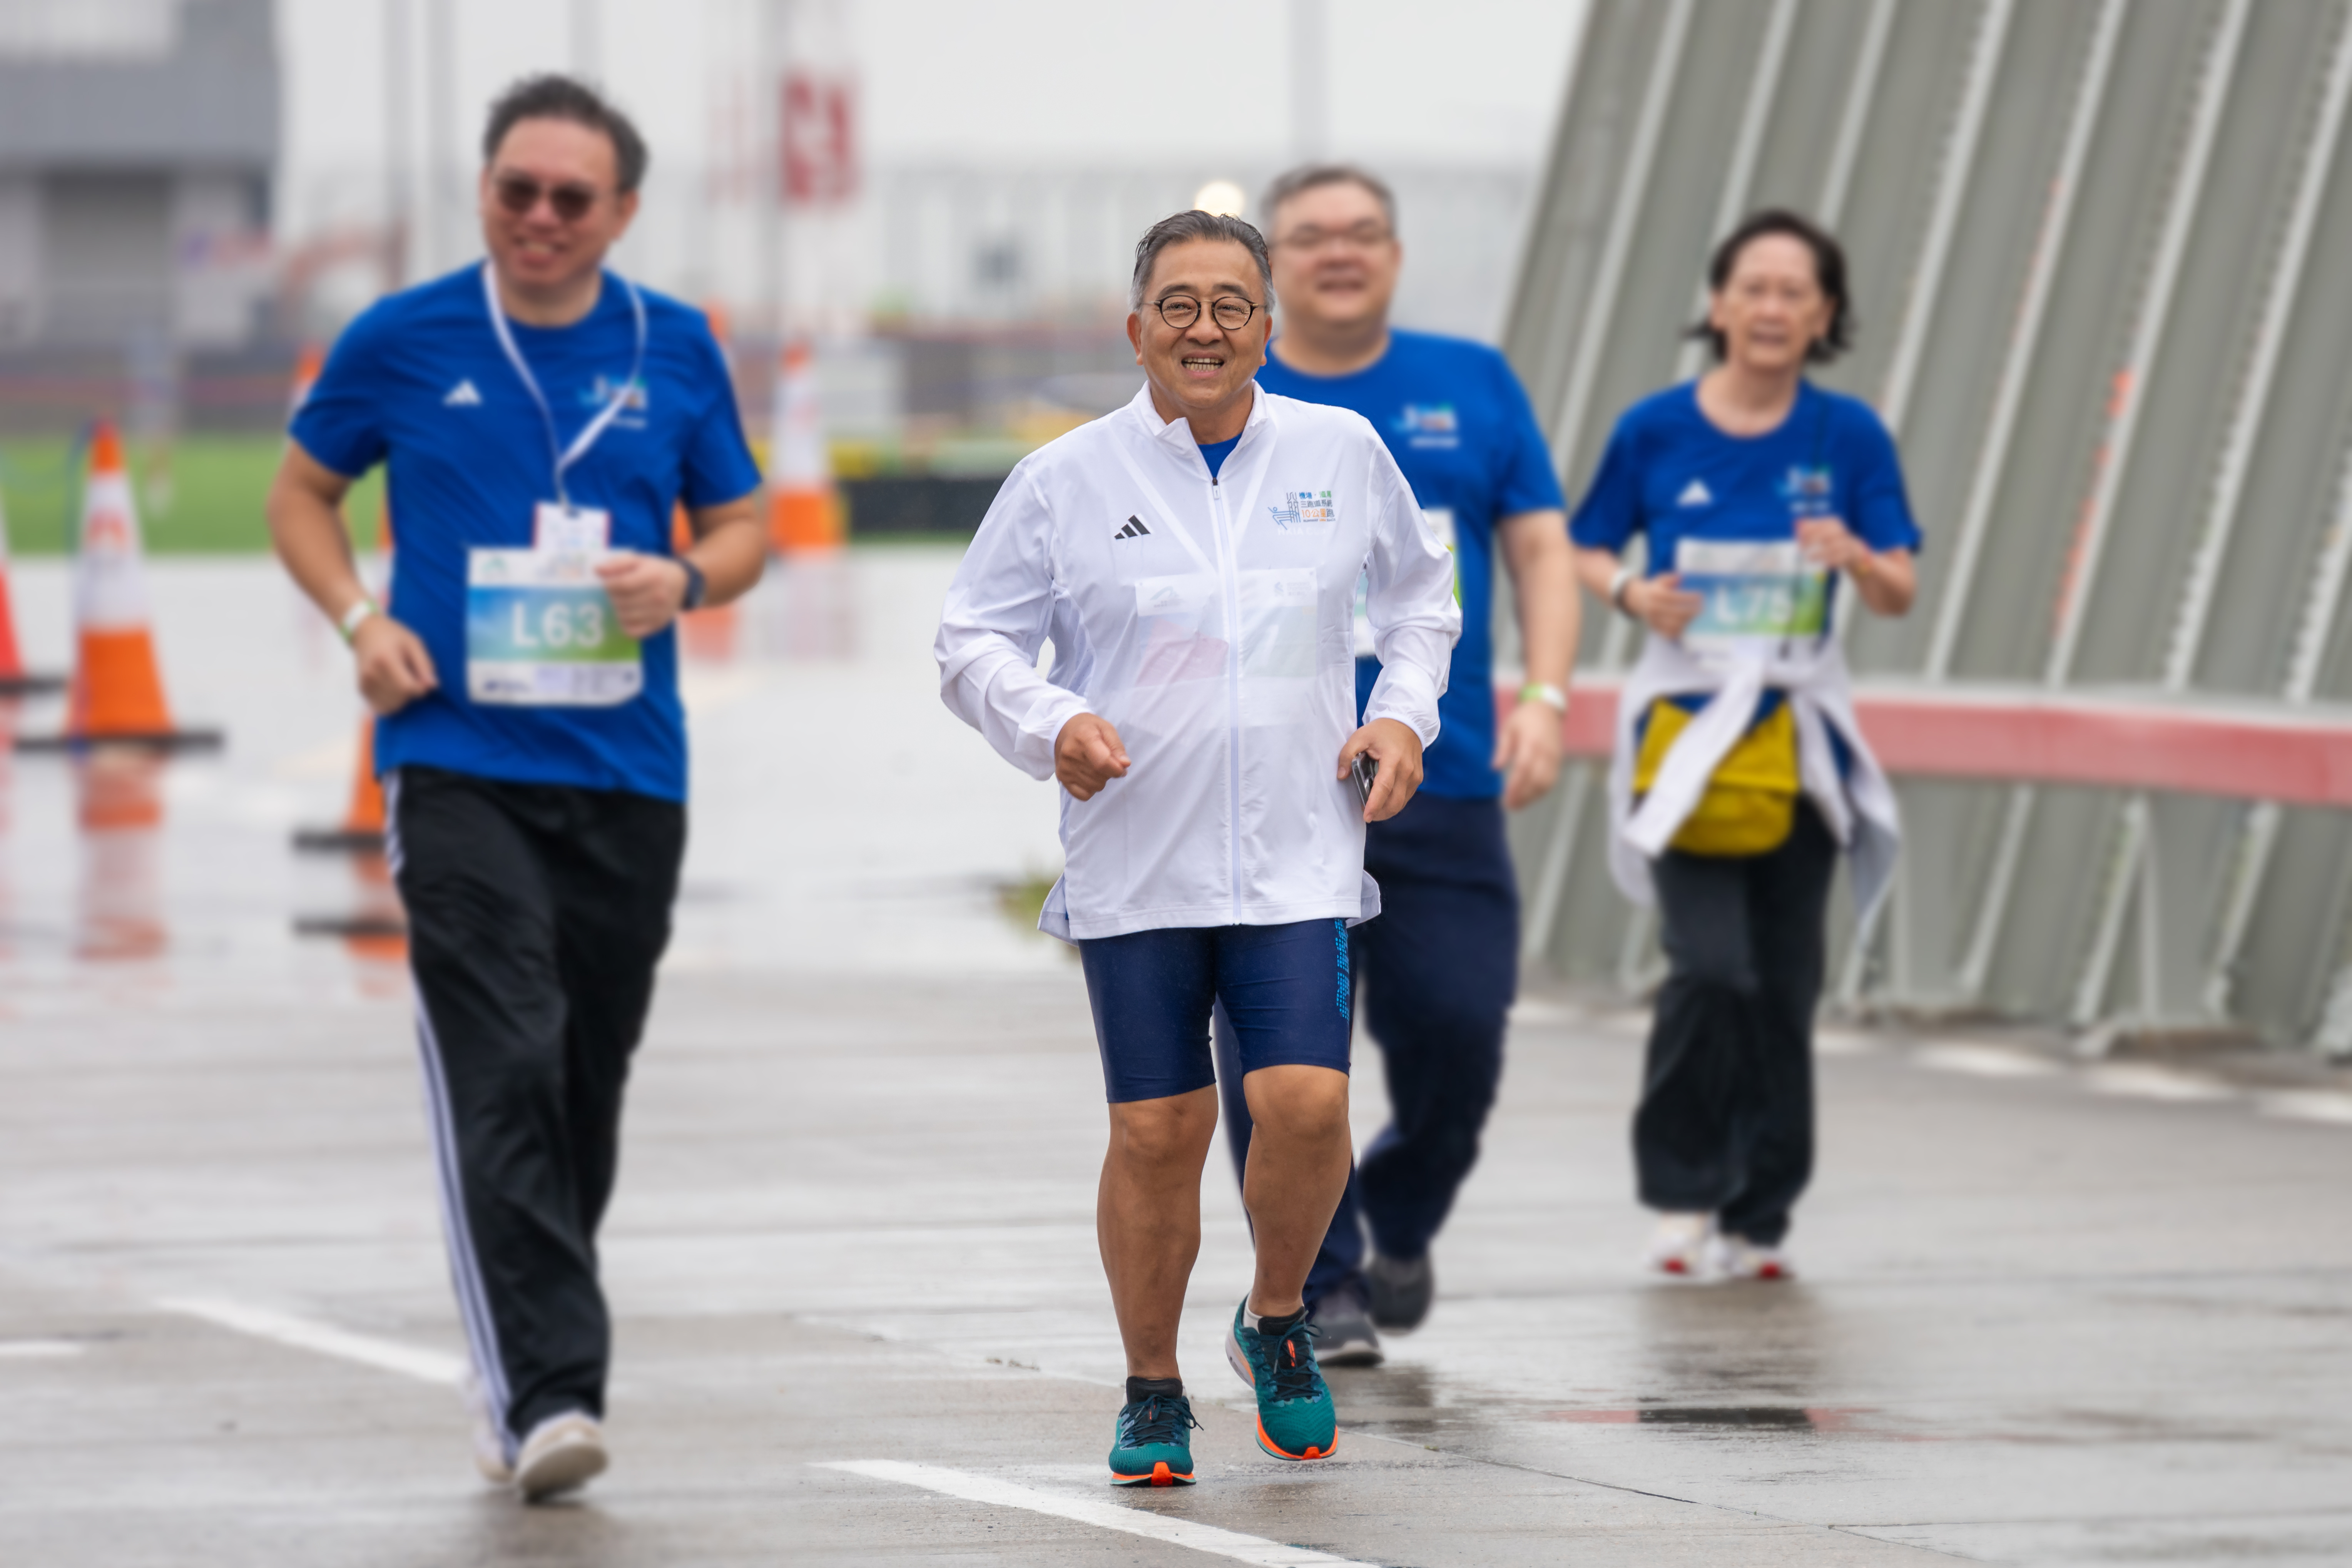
[279,0,1586,231]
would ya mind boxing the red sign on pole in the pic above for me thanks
[783,72,858,205]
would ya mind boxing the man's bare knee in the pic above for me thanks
[1241,1064,1351,1143]
[1108,1090,1217,1169]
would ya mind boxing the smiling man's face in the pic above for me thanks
[478,116,639,302]
[1127,238,1272,435]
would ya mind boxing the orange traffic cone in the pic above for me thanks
[288,341,325,415]
[768,339,843,552]
[293,719,388,852]
[0,483,64,695]
[292,335,391,851]
[18,423,221,752]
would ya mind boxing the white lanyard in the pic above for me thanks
[480,261,649,507]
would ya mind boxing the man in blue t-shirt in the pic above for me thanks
[267,77,763,1501]
[1210,165,1578,1365]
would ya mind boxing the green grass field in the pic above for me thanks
[0,436,387,555]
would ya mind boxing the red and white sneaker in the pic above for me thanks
[1707,1234,1794,1281]
[1644,1212,1713,1277]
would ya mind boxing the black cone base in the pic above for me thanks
[292,827,388,854]
[293,913,408,939]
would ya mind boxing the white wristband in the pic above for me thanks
[1608,565,1637,614]
[337,598,377,644]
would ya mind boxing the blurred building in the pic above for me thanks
[0,0,277,352]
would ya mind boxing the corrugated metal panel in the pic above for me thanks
[1505,0,2352,1050]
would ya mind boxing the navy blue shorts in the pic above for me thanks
[1077,920,1354,1103]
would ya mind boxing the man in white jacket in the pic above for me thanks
[936,209,1459,1486]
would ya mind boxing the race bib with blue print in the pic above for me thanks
[465,548,642,707]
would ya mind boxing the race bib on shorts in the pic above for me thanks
[1677,539,1827,654]
[466,548,642,706]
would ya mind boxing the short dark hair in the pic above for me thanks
[1260,164,1397,233]
[1130,210,1274,309]
[1688,208,1852,363]
[482,74,649,195]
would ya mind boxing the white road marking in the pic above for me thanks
[819,1459,1380,1567]
[0,1340,85,1359]
[2257,1090,2352,1126]
[158,1298,465,1386]
[1915,1043,2062,1078]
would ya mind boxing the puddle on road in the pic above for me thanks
[1548,1406,1872,1432]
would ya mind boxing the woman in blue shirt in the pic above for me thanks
[1568,209,1919,1281]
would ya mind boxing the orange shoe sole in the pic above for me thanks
[1110,1459,1195,1486]
[1255,1418,1334,1462]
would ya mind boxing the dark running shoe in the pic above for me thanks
[1364,1252,1435,1332]
[1308,1279,1383,1367]
[1225,1301,1337,1461]
[1107,1391,1199,1486]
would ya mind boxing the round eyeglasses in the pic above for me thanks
[1152,294,1261,332]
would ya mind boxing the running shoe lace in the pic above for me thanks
[1121,1394,1200,1448]
[1266,1324,1322,1403]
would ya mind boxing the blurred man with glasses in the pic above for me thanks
[937,210,1458,1484]
[1208,166,1577,1366]
[267,75,764,1500]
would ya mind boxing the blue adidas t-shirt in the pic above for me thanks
[291,266,763,802]
[1570,379,1920,595]
[1258,329,1565,799]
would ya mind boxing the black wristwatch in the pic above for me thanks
[678,557,708,611]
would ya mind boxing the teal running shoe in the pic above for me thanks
[1224,1301,1337,1461]
[1107,1391,1199,1486]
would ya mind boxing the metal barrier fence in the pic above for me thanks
[1502,0,2352,1052]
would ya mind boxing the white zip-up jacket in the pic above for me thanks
[936,383,1461,941]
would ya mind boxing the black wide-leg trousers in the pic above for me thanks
[388,764,683,1447]
[1634,801,1837,1247]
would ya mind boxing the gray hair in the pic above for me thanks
[1130,210,1274,310]
[1259,164,1397,233]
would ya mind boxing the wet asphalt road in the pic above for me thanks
[2,555,2347,1566]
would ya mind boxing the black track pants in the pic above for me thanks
[1634,801,1837,1247]
[388,765,684,1448]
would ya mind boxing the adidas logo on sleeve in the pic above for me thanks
[1113,515,1151,540]
[1676,478,1713,507]
[444,379,483,407]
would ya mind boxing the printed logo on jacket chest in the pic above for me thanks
[1267,489,1336,530]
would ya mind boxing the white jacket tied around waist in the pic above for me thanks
[1608,629,1902,918]
[936,383,1462,942]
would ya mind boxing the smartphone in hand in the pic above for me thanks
[1351,752,1379,809]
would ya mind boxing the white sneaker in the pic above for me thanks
[462,1373,512,1484]
[513,1411,608,1501]
[1645,1212,1714,1277]
[1707,1234,1794,1281]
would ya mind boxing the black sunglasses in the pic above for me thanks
[493,174,601,223]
